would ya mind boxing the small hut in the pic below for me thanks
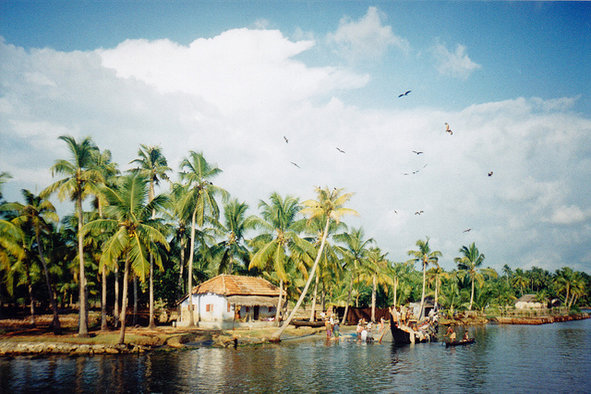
[177,274,286,329]
[515,294,545,309]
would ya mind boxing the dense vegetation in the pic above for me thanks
[1,136,589,335]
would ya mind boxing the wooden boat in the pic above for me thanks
[389,315,437,345]
[445,338,475,348]
[290,319,325,328]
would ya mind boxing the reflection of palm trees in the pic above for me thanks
[408,237,441,319]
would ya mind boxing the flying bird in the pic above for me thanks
[488,171,494,177]
[412,150,424,155]
[283,136,289,143]
[290,161,300,168]
[463,228,472,233]
[414,210,424,215]
[394,210,398,214]
[445,122,453,135]
[336,147,346,154]
[398,90,411,98]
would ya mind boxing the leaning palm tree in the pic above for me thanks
[130,145,171,329]
[42,135,100,337]
[272,186,358,340]
[179,151,226,326]
[82,174,169,344]
[334,227,374,325]
[249,193,312,322]
[3,190,62,333]
[454,242,496,311]
[407,237,442,320]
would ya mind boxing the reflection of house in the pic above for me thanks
[515,294,544,309]
[177,275,285,329]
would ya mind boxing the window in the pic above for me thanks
[206,304,213,312]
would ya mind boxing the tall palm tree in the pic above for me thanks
[334,227,374,325]
[389,261,411,308]
[407,237,442,320]
[82,174,169,344]
[273,186,358,340]
[512,268,529,297]
[130,145,171,328]
[212,199,258,275]
[454,242,496,310]
[3,190,62,333]
[179,151,226,326]
[427,261,447,310]
[249,193,312,322]
[363,247,391,322]
[42,135,100,337]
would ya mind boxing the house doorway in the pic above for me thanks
[253,306,260,321]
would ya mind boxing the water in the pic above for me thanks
[1,318,590,393]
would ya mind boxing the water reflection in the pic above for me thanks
[1,319,590,393]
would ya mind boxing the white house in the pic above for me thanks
[515,294,545,309]
[177,274,286,329]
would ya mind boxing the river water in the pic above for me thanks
[1,318,590,393]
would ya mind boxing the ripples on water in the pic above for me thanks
[1,319,590,393]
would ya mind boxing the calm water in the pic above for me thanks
[1,318,590,393]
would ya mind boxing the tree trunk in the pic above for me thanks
[187,209,197,326]
[118,254,130,344]
[273,218,330,340]
[76,196,89,336]
[35,230,61,334]
[393,277,398,307]
[342,275,353,325]
[148,254,155,328]
[469,275,475,311]
[434,276,439,310]
[275,279,283,323]
[133,276,137,326]
[419,261,426,320]
[27,274,36,326]
[114,263,120,327]
[100,263,108,331]
[371,275,376,322]
[309,273,319,322]
[178,244,185,298]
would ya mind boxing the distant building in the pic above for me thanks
[177,274,286,329]
[515,294,545,309]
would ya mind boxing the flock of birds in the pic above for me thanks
[282,88,494,234]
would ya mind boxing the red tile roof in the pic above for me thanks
[191,275,284,297]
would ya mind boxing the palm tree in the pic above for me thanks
[363,247,391,322]
[272,186,358,340]
[130,145,171,328]
[3,190,62,333]
[427,261,447,310]
[334,227,374,324]
[454,242,497,310]
[407,237,442,319]
[249,193,312,322]
[42,135,100,337]
[212,199,258,275]
[179,151,226,326]
[512,268,529,297]
[82,174,169,344]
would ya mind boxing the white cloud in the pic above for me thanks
[432,42,481,79]
[1,30,590,275]
[326,6,409,62]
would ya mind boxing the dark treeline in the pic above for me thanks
[1,136,589,339]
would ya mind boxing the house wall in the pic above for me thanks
[516,301,544,309]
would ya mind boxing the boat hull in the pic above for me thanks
[445,338,475,347]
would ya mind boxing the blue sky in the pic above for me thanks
[1,1,590,274]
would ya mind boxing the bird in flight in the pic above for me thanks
[412,150,423,155]
[394,210,398,214]
[488,171,494,177]
[414,210,424,215]
[336,147,346,154]
[283,136,289,143]
[398,90,411,98]
[463,228,472,233]
[290,161,300,168]
[445,123,453,135]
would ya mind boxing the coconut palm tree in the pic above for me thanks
[179,151,226,326]
[272,186,358,340]
[82,174,169,344]
[3,190,62,333]
[211,199,258,275]
[42,135,100,337]
[454,242,497,310]
[249,193,312,322]
[407,237,442,319]
[130,145,171,328]
[512,268,529,297]
[427,261,447,310]
[334,227,374,324]
[363,247,391,322]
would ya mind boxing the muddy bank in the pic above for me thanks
[490,312,589,325]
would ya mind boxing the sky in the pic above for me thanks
[1,1,590,274]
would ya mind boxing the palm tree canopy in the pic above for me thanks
[300,187,358,224]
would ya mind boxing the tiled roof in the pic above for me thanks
[191,275,284,297]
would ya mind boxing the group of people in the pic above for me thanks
[321,311,340,340]
[356,317,387,342]
[445,325,470,342]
